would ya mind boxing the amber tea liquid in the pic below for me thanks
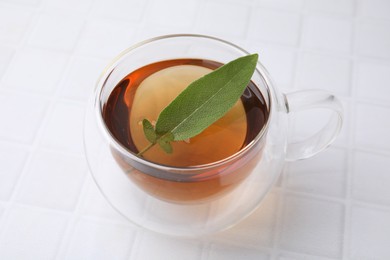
[103,59,269,203]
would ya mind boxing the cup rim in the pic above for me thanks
[94,34,273,173]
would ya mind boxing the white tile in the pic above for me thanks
[278,254,336,260]
[59,56,108,101]
[0,46,14,79]
[81,176,127,221]
[134,25,199,44]
[16,150,86,211]
[135,231,202,260]
[0,92,48,143]
[248,9,301,46]
[256,0,304,11]
[213,192,278,248]
[208,243,269,260]
[355,103,390,151]
[145,198,210,234]
[352,151,390,205]
[286,147,347,198]
[211,0,254,4]
[247,43,296,88]
[349,206,390,259]
[356,20,390,59]
[302,15,352,53]
[305,0,354,15]
[40,101,85,154]
[65,219,135,260]
[0,205,68,260]
[44,0,94,13]
[280,194,344,258]
[2,48,69,94]
[0,6,33,44]
[196,2,250,38]
[147,0,200,28]
[0,0,41,6]
[0,142,28,200]
[76,19,138,59]
[356,61,390,103]
[357,0,390,19]
[296,53,351,96]
[28,13,84,51]
[91,0,146,22]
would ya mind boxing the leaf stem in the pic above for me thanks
[137,132,174,157]
[136,142,156,157]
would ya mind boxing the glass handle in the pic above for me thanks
[284,90,343,161]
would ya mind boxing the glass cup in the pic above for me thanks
[84,34,343,237]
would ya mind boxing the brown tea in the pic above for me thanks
[103,59,268,165]
[102,58,269,203]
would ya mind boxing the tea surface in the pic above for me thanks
[103,59,268,167]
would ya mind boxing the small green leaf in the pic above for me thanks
[155,54,258,141]
[142,119,157,143]
[157,133,174,154]
[158,141,173,154]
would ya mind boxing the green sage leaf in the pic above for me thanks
[155,53,258,141]
[142,119,157,143]
[139,53,259,156]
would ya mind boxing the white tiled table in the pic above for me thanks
[1,0,390,259]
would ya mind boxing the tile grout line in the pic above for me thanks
[276,249,341,260]
[268,188,285,260]
[200,242,212,260]
[341,0,359,258]
[53,173,91,260]
[283,0,308,152]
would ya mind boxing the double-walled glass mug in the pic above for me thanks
[84,34,343,237]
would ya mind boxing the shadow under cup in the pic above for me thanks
[96,35,272,204]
